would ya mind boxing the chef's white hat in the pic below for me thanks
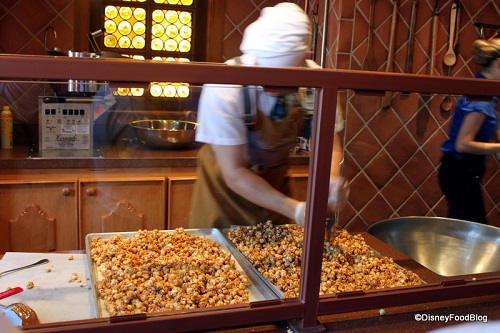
[240,3,311,68]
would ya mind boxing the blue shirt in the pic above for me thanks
[440,74,499,154]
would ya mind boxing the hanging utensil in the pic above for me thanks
[381,0,399,109]
[362,0,377,71]
[310,4,319,61]
[440,95,454,112]
[443,2,458,67]
[453,0,461,62]
[429,0,439,75]
[405,0,418,74]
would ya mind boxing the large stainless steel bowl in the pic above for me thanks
[367,217,500,276]
[130,120,197,149]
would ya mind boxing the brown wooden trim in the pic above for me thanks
[205,0,226,62]
[74,0,91,52]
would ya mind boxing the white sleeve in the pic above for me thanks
[195,84,248,145]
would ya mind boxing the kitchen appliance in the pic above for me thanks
[37,96,105,157]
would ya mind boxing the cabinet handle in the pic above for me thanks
[61,187,71,196]
[86,188,96,196]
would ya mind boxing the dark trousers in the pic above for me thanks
[438,153,488,224]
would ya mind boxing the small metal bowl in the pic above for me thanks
[130,119,197,149]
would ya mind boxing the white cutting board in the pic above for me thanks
[0,252,97,324]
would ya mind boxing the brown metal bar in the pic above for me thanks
[0,55,499,97]
[318,279,500,316]
[24,301,304,333]
[1,54,498,332]
[298,87,339,328]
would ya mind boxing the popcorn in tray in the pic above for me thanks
[226,221,422,298]
[89,229,249,316]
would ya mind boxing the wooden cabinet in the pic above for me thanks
[0,181,78,253]
[79,178,166,247]
[0,166,308,253]
[167,176,196,229]
[289,173,308,202]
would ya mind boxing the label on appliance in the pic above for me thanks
[61,125,76,134]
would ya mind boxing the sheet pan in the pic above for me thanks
[85,228,280,318]
[222,226,426,299]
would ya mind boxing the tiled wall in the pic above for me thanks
[1,0,499,227]
[0,0,74,54]
[222,0,499,228]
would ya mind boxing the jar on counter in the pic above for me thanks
[1,105,13,149]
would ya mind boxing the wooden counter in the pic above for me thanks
[0,143,310,169]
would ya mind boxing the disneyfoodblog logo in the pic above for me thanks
[414,313,488,323]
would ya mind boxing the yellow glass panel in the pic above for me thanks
[163,85,176,97]
[178,11,191,24]
[177,85,190,97]
[179,40,190,52]
[179,26,191,38]
[118,36,131,48]
[104,20,117,34]
[152,9,164,23]
[151,38,163,51]
[166,24,179,38]
[116,88,130,96]
[150,84,163,97]
[133,22,146,35]
[105,5,118,19]
[118,21,132,35]
[132,36,145,49]
[164,40,177,52]
[119,7,132,20]
[165,10,178,23]
[151,24,165,37]
[133,8,146,21]
[104,35,117,48]
[131,88,144,96]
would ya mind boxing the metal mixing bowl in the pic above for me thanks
[130,120,197,149]
[367,217,500,276]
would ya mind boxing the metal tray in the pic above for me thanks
[222,226,426,298]
[85,228,280,317]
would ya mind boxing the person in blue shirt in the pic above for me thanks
[438,38,500,224]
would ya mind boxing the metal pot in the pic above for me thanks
[366,217,500,276]
[49,51,100,94]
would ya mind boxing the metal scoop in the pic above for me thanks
[0,259,49,278]
[325,214,338,239]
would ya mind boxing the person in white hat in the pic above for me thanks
[189,2,348,229]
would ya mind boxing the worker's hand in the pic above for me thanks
[328,177,350,213]
[294,201,306,227]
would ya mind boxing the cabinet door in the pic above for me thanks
[0,181,78,254]
[79,178,166,247]
[289,175,308,202]
[167,177,196,230]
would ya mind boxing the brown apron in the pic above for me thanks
[189,92,303,229]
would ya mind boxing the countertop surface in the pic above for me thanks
[0,143,310,169]
[1,232,499,332]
